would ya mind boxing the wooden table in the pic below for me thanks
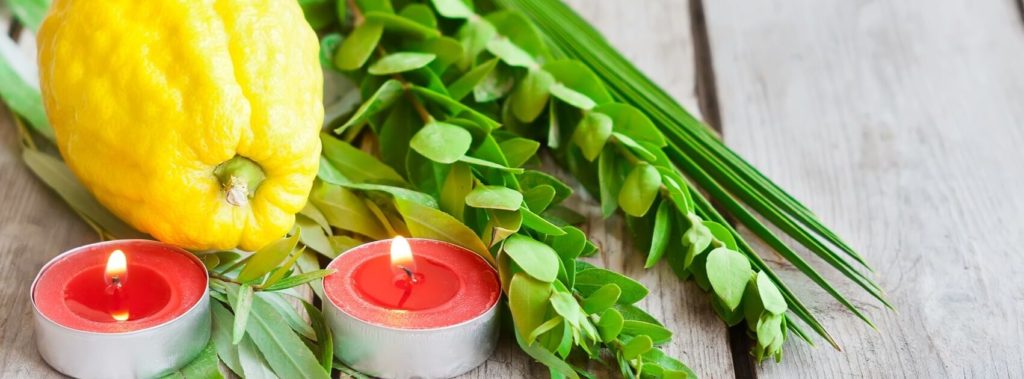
[3,0,1024,377]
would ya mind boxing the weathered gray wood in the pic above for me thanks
[704,0,1024,376]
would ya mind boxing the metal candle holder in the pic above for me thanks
[30,240,211,379]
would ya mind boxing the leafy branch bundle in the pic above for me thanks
[0,0,889,377]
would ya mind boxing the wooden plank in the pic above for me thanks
[467,2,733,376]
[703,0,1024,376]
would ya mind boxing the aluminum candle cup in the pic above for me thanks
[31,240,211,379]
[323,238,501,379]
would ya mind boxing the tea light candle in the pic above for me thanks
[31,240,210,378]
[323,237,501,378]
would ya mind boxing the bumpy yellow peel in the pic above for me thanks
[37,0,324,251]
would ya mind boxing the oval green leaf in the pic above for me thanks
[618,162,661,217]
[706,247,753,311]
[410,120,473,164]
[466,185,523,211]
[368,52,437,75]
[503,235,560,283]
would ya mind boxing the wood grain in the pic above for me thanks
[703,0,1024,376]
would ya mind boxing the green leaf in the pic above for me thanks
[612,132,658,162]
[335,79,404,134]
[334,20,384,71]
[238,232,301,283]
[395,198,494,264]
[572,112,613,161]
[706,247,753,311]
[158,340,222,379]
[527,316,564,344]
[549,292,582,327]
[575,268,648,305]
[466,185,523,211]
[238,334,276,378]
[509,272,553,342]
[364,11,440,39]
[0,36,52,139]
[593,103,665,146]
[523,185,556,212]
[410,120,473,164]
[21,150,144,239]
[546,226,585,287]
[263,269,336,292]
[368,52,437,75]
[487,36,537,68]
[440,163,473,221]
[405,36,463,72]
[431,0,475,18]
[409,86,501,130]
[543,60,614,105]
[520,206,567,236]
[703,220,738,251]
[485,209,522,246]
[511,68,554,122]
[456,18,497,68]
[681,214,713,269]
[513,327,579,379]
[622,335,654,360]
[299,0,336,30]
[399,4,437,27]
[356,0,394,13]
[597,148,623,218]
[339,182,438,208]
[549,82,596,110]
[757,271,788,315]
[756,313,784,349]
[245,294,330,379]
[262,246,306,288]
[8,0,49,31]
[618,163,661,217]
[581,283,621,314]
[259,293,316,340]
[645,200,672,268]
[231,284,254,344]
[598,308,624,342]
[448,58,499,101]
[499,137,541,168]
[309,181,388,239]
[615,304,662,325]
[458,155,524,173]
[519,170,573,204]
[621,320,673,345]
[211,301,243,376]
[503,235,560,283]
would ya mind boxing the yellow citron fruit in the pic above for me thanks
[37,0,324,251]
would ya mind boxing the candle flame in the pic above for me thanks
[390,236,416,271]
[105,250,129,321]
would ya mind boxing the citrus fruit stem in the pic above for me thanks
[214,156,266,207]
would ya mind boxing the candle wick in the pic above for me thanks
[111,275,122,289]
[400,266,418,284]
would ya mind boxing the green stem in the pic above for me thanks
[213,156,266,207]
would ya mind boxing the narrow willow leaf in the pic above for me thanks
[520,206,566,235]
[757,271,788,315]
[364,11,441,39]
[621,320,673,345]
[211,301,243,376]
[645,200,672,268]
[299,203,331,233]
[301,300,334,372]
[0,36,52,139]
[581,283,621,314]
[431,0,475,18]
[334,20,384,71]
[246,294,330,379]
[440,163,472,220]
[335,79,403,133]
[309,181,388,239]
[705,248,752,311]
[509,272,553,342]
[410,120,473,164]
[448,58,499,101]
[158,340,221,379]
[238,231,301,283]
[503,235,560,283]
[238,335,276,378]
[368,52,437,75]
[618,162,661,217]
[572,112,613,161]
[511,68,554,122]
[598,308,624,342]
[231,284,254,344]
[259,293,316,340]
[395,198,494,263]
[263,246,306,288]
[466,185,523,211]
[22,150,144,239]
[575,268,648,305]
[263,269,335,292]
[622,335,653,360]
[499,137,541,168]
[549,82,596,110]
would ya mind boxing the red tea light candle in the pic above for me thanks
[323,237,501,378]
[31,240,210,378]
